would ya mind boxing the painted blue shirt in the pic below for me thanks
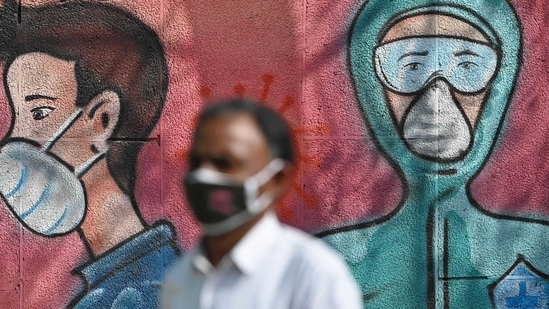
[70,222,180,309]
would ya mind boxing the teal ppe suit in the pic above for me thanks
[320,0,549,308]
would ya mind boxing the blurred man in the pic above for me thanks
[161,99,361,309]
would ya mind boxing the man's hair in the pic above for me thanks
[196,98,294,163]
[1,2,168,195]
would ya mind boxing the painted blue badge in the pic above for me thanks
[490,257,549,309]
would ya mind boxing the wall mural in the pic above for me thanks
[319,0,549,308]
[0,0,548,308]
[0,1,180,308]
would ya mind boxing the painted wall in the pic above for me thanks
[0,0,548,308]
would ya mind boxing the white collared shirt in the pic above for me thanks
[161,213,362,309]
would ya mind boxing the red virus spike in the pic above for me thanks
[260,74,274,101]
[290,179,319,209]
[278,96,295,115]
[299,153,322,167]
[199,86,212,100]
[233,83,246,96]
[174,148,189,163]
[278,200,295,222]
[291,122,331,137]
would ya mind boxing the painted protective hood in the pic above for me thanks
[349,0,521,188]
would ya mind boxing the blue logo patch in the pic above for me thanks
[491,258,549,309]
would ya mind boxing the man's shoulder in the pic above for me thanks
[276,224,363,309]
[281,224,341,255]
[163,249,196,284]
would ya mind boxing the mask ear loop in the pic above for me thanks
[41,107,84,152]
[74,149,108,178]
[245,158,286,212]
[251,158,286,185]
[38,107,108,178]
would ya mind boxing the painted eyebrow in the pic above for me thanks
[25,94,57,101]
[454,49,480,57]
[398,50,429,61]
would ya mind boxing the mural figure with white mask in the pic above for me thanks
[319,0,549,308]
[374,36,497,161]
[0,1,179,308]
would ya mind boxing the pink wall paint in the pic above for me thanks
[0,0,548,307]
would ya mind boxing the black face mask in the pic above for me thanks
[184,158,285,236]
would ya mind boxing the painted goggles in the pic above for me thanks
[374,37,498,94]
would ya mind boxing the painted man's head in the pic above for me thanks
[2,2,168,195]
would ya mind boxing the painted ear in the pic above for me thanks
[85,90,120,153]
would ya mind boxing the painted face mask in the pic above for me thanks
[402,79,472,161]
[184,158,285,236]
[0,108,107,236]
[374,37,498,94]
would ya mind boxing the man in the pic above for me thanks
[319,0,549,308]
[161,99,361,309]
[0,2,179,308]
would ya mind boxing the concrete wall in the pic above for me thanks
[0,0,548,307]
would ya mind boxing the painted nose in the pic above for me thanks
[427,76,452,92]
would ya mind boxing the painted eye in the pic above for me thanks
[405,62,423,71]
[30,106,55,120]
[458,61,478,70]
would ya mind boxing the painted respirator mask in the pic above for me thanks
[0,108,107,236]
[374,37,498,161]
[184,158,285,236]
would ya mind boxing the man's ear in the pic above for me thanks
[84,90,120,153]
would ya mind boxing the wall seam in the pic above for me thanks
[160,0,166,279]
[300,0,307,227]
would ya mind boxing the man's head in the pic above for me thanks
[185,98,293,235]
[192,98,294,168]
[1,2,168,194]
